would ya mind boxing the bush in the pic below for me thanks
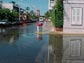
[50,9,55,27]
[8,10,19,21]
[0,9,19,22]
[55,0,63,28]
[50,0,63,28]
[0,9,10,20]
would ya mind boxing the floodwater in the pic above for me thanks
[49,34,84,63]
[0,23,84,63]
[0,23,48,63]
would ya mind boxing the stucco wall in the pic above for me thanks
[63,1,84,33]
[2,3,13,10]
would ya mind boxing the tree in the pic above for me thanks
[45,11,50,19]
[55,0,63,27]
[0,9,10,20]
[0,9,19,21]
[8,10,19,21]
[50,0,63,28]
[10,1,16,5]
[26,7,29,11]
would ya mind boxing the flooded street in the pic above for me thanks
[49,34,84,63]
[0,23,84,63]
[0,23,48,63]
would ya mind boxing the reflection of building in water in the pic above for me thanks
[63,35,84,63]
[63,0,84,33]
[49,34,63,63]
[49,34,84,63]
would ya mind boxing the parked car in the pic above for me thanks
[31,19,38,23]
[0,19,8,25]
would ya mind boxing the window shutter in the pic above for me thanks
[71,8,82,25]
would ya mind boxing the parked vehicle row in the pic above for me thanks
[0,19,19,25]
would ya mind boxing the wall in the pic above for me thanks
[2,3,13,10]
[48,0,55,10]
[63,0,84,33]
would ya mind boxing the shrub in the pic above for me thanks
[55,0,63,28]
[51,0,63,28]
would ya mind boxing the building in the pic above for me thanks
[35,9,40,16]
[2,3,19,12]
[63,0,84,33]
[48,0,56,10]
[2,3,13,11]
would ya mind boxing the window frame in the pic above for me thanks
[71,7,83,26]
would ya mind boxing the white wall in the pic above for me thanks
[2,3,13,10]
[63,0,84,33]
[48,0,55,10]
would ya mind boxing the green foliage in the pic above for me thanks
[55,0,63,27]
[0,9,10,19]
[45,10,53,19]
[9,10,19,21]
[0,9,19,21]
[45,11,50,19]
[50,9,55,27]
[50,0,63,28]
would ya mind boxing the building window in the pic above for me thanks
[71,7,83,25]
[50,1,54,7]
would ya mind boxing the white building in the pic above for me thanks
[63,0,84,33]
[48,0,55,10]
[2,3,13,11]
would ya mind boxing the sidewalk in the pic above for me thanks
[42,21,55,34]
[41,21,84,35]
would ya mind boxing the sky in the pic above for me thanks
[3,0,48,15]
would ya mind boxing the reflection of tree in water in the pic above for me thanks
[49,34,63,63]
[0,26,19,44]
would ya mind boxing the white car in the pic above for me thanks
[39,17,44,23]
[0,19,8,25]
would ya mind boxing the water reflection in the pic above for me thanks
[0,24,48,63]
[0,26,19,44]
[49,34,84,63]
[37,34,43,40]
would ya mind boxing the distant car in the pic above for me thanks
[31,19,38,22]
[0,19,8,25]
[39,17,44,23]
